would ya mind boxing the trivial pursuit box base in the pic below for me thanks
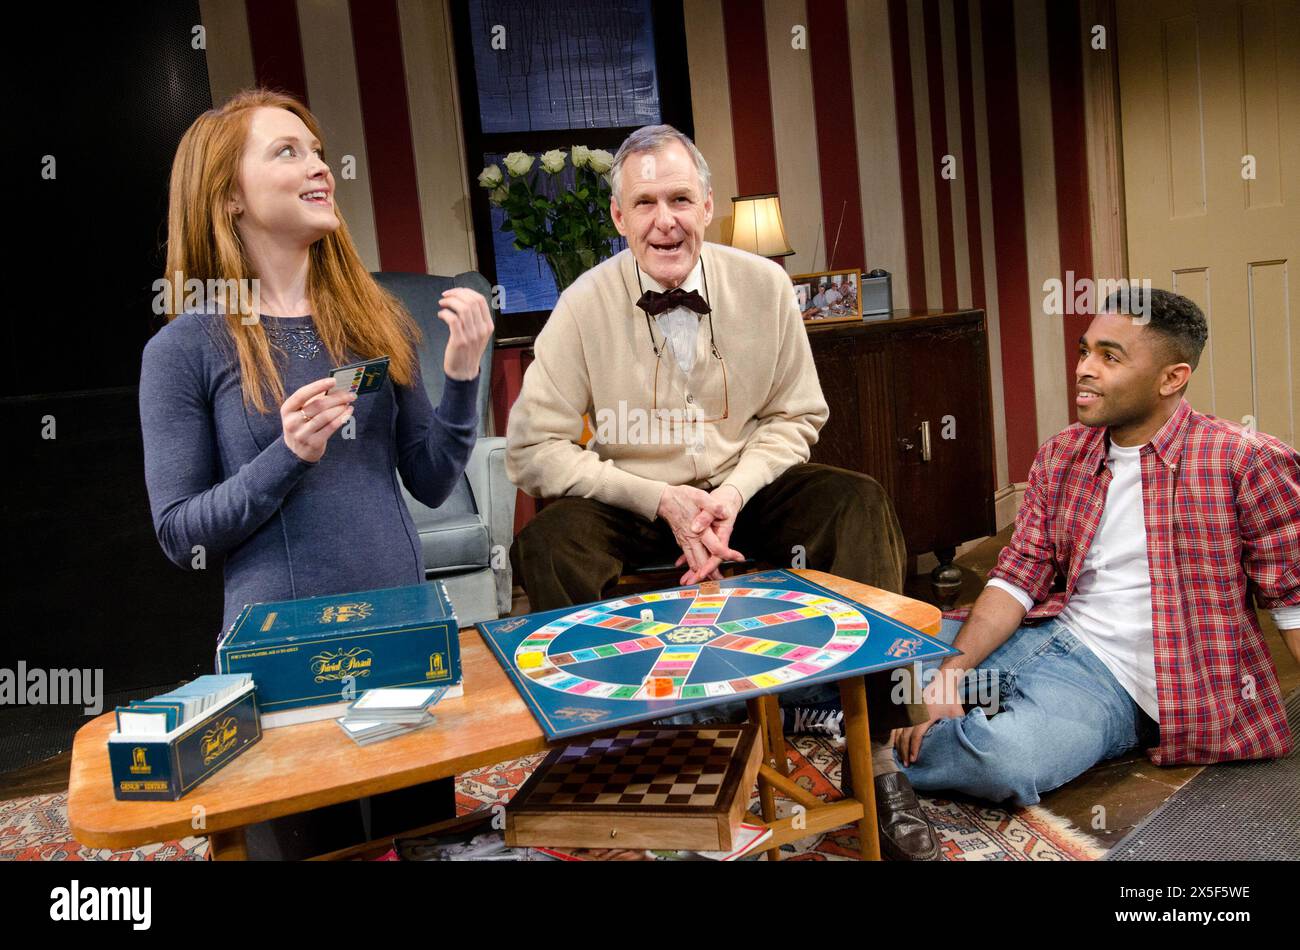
[216,582,460,716]
[108,684,260,801]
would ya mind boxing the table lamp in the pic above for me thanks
[730,193,794,258]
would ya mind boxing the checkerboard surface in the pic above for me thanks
[528,728,745,807]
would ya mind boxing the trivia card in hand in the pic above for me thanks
[331,356,390,395]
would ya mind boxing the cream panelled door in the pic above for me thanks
[1117,0,1299,446]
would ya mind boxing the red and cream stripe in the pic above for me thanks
[197,0,476,278]
[692,0,1113,487]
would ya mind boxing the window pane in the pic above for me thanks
[489,201,560,314]
[468,0,661,133]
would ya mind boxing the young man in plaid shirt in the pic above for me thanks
[887,289,1299,806]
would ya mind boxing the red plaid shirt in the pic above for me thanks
[982,399,1299,765]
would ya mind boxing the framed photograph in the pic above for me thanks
[791,269,862,324]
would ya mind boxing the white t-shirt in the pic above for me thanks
[991,440,1159,720]
[989,439,1300,719]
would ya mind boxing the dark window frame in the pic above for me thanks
[450,0,694,342]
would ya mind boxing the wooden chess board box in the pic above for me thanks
[505,725,763,851]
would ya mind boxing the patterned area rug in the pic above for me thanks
[0,793,208,861]
[459,734,1105,860]
[1,735,1104,861]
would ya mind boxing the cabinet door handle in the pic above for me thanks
[919,419,932,462]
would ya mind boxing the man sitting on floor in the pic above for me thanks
[890,289,1300,806]
[506,124,939,860]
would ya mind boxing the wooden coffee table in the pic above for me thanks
[67,570,939,860]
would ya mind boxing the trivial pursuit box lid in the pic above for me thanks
[216,582,461,713]
[220,581,455,649]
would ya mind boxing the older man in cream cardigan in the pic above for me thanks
[504,126,939,861]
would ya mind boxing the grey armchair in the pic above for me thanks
[373,270,514,625]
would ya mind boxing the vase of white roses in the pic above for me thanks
[477,145,619,293]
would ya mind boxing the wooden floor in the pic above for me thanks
[0,751,72,800]
[5,535,1297,855]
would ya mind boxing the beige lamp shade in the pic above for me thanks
[729,193,794,258]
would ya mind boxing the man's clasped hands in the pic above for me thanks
[656,483,746,585]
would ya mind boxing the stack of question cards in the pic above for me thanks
[115,674,253,736]
[336,685,449,746]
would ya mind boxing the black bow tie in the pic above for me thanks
[636,287,711,317]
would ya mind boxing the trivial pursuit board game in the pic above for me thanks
[478,570,956,740]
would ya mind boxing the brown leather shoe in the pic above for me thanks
[842,756,942,861]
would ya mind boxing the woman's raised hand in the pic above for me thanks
[281,378,356,463]
[438,287,493,381]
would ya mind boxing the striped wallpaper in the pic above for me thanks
[198,0,477,278]
[198,0,1111,490]
[689,0,1114,488]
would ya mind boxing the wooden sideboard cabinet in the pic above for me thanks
[806,308,997,602]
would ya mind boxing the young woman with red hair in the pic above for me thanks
[140,89,492,856]
[142,88,491,635]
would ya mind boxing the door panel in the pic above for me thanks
[1118,0,1299,446]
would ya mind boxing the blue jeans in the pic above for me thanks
[897,617,1149,807]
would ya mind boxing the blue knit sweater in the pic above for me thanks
[139,312,479,634]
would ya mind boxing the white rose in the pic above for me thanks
[540,149,566,174]
[587,149,614,174]
[503,151,534,176]
[571,145,591,168]
[477,164,502,188]
[488,186,508,206]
